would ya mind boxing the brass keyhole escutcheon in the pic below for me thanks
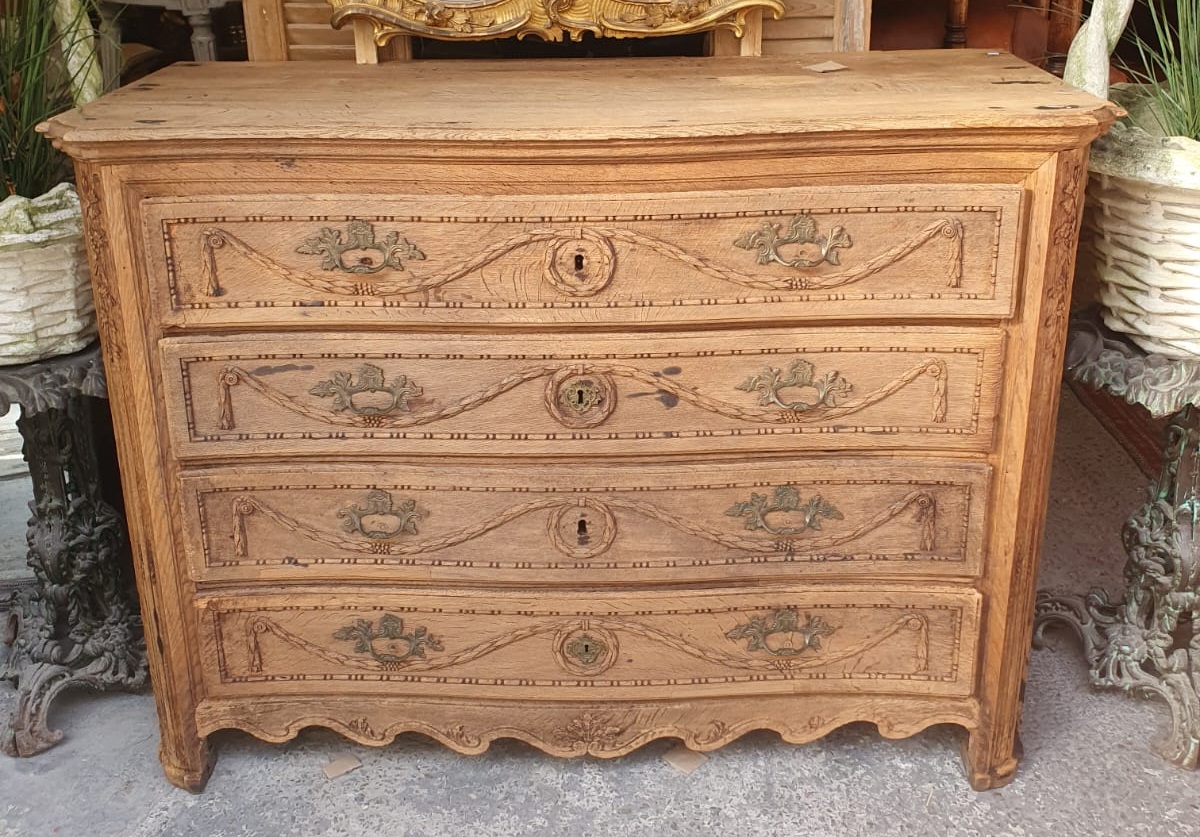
[567,633,603,665]
[562,378,603,415]
[554,623,620,676]
[545,369,617,429]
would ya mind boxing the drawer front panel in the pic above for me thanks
[144,185,1023,328]
[197,587,981,700]
[181,459,991,584]
[161,327,1003,458]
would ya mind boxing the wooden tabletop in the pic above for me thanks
[42,50,1120,152]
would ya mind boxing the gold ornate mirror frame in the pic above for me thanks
[326,0,786,61]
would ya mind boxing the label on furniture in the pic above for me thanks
[160,327,1003,458]
[179,458,991,584]
[142,184,1023,328]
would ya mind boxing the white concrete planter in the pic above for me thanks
[1080,92,1200,359]
[0,183,96,367]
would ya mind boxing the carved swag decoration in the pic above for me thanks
[215,356,949,432]
[195,215,966,300]
[240,609,934,679]
[227,485,941,563]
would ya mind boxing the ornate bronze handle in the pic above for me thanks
[296,220,424,274]
[331,614,442,665]
[725,609,835,657]
[339,489,423,539]
[735,358,852,412]
[734,213,853,269]
[307,364,423,418]
[725,486,843,535]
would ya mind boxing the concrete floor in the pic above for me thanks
[1,389,1197,836]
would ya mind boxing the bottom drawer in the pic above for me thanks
[197,586,980,701]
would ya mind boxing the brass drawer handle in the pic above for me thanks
[331,614,442,666]
[724,609,835,657]
[725,486,844,536]
[735,358,852,413]
[307,364,423,418]
[295,220,424,275]
[734,213,852,269]
[733,215,965,290]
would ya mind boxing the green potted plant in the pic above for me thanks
[1066,0,1200,358]
[0,0,104,365]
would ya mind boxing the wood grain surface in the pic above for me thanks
[47,55,1116,791]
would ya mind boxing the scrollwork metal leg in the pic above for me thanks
[0,395,146,756]
[1035,406,1200,768]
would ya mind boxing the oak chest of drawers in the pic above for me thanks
[45,50,1117,791]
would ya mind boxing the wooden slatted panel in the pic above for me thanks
[283,1,340,24]
[761,0,869,54]
[285,1,354,59]
[245,0,356,61]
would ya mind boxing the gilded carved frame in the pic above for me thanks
[325,0,786,58]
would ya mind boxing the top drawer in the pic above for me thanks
[142,184,1024,329]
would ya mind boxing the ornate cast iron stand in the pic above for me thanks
[1035,316,1200,768]
[0,345,146,756]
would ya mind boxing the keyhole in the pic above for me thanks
[582,642,592,654]
[576,388,585,405]
[577,517,590,546]
[574,252,585,272]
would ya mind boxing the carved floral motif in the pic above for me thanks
[552,713,623,749]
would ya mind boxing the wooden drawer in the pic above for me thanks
[161,327,1003,459]
[143,184,1023,329]
[196,586,981,700]
[180,458,991,585]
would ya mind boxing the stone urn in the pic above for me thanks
[0,183,96,366]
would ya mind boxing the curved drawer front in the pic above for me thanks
[196,586,981,700]
[144,184,1022,328]
[180,459,991,585]
[161,327,1003,458]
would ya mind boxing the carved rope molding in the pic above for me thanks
[241,611,931,676]
[214,358,949,431]
[196,218,965,299]
[228,488,939,560]
[325,0,785,44]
